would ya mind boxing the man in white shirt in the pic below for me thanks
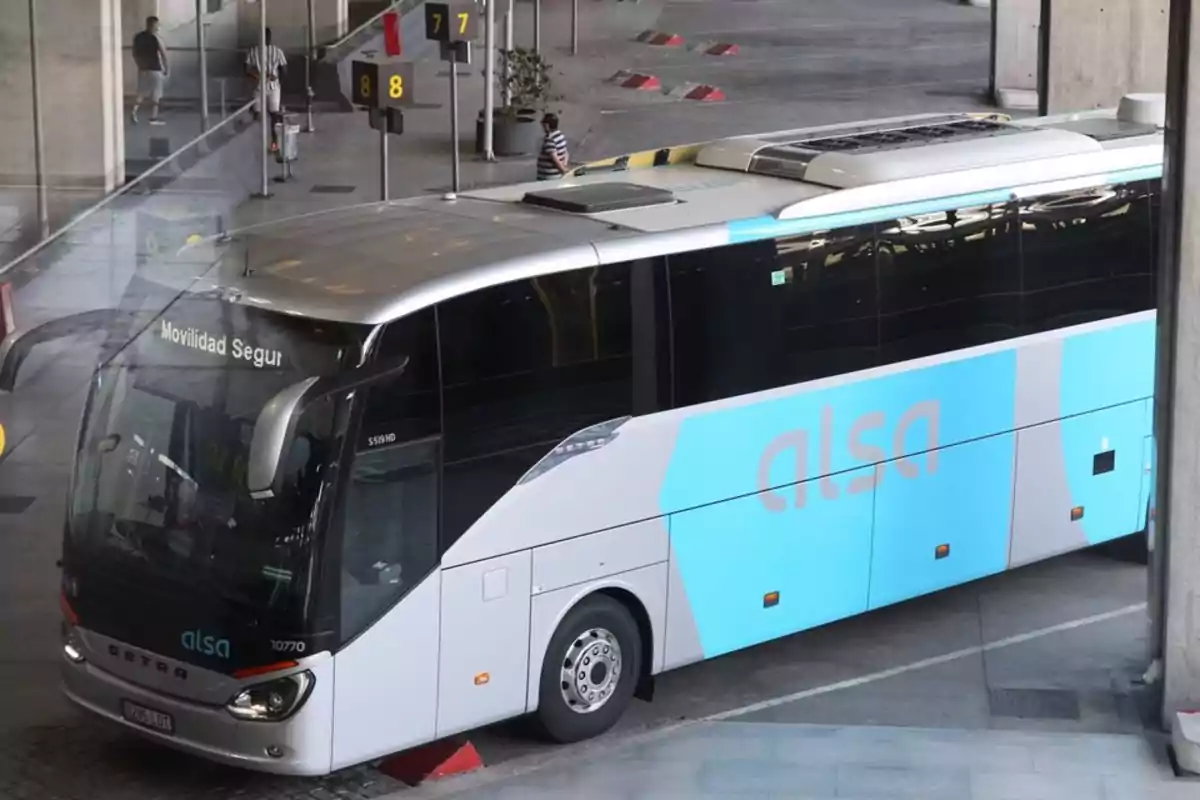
[246,27,288,152]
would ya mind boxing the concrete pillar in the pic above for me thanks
[238,0,347,50]
[991,0,1041,110]
[1039,0,1168,114]
[1158,0,1200,730]
[0,0,125,237]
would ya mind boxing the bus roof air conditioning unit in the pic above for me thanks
[695,116,1104,189]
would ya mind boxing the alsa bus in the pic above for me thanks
[1,97,1163,774]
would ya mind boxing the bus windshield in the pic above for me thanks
[65,289,366,672]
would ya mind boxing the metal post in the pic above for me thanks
[379,124,390,201]
[483,0,495,159]
[571,0,578,56]
[450,55,461,192]
[195,0,210,132]
[534,0,541,53]
[28,0,49,240]
[256,0,270,198]
[503,0,514,108]
[304,0,316,133]
[220,78,227,119]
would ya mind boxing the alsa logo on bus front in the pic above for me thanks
[181,629,232,659]
[756,400,940,511]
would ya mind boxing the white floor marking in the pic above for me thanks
[397,602,1148,798]
[705,602,1147,722]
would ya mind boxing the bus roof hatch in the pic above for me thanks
[521,182,677,214]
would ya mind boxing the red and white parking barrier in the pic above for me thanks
[611,70,663,90]
[637,29,685,46]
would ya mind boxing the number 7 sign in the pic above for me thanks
[425,1,477,43]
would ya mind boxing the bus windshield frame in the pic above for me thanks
[63,283,369,673]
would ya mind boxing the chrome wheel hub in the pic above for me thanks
[559,627,622,714]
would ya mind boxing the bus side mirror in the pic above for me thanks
[246,355,409,499]
[0,308,129,393]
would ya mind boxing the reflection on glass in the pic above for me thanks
[66,288,364,665]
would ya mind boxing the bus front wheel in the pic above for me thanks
[533,594,642,744]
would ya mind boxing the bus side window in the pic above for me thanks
[437,263,634,550]
[357,309,441,447]
[877,202,1020,365]
[667,225,877,407]
[1019,181,1155,333]
[338,309,441,642]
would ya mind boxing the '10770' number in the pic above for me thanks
[271,640,307,654]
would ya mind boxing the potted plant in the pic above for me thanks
[476,47,558,157]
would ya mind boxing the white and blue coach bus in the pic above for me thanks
[1,95,1164,774]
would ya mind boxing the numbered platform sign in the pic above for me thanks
[351,59,415,109]
[424,1,477,43]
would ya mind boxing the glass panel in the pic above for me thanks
[357,309,440,448]
[668,227,878,407]
[65,290,362,669]
[878,203,1020,363]
[438,263,634,548]
[340,438,439,641]
[1019,183,1155,333]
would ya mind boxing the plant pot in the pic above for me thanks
[475,108,541,156]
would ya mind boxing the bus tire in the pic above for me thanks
[532,593,642,744]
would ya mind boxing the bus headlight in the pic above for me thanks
[61,621,85,663]
[226,671,314,722]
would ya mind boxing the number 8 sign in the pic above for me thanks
[425,1,477,43]
[351,59,415,109]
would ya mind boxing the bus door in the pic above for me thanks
[328,309,445,768]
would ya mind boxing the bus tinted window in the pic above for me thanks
[357,309,441,448]
[777,226,879,383]
[1019,183,1155,332]
[668,227,877,406]
[340,309,442,641]
[339,438,440,641]
[438,263,634,548]
[877,202,1020,364]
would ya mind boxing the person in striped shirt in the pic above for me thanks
[246,27,288,153]
[537,113,570,180]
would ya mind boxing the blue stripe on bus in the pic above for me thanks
[662,349,1018,659]
[1057,319,1156,545]
[1108,165,1163,183]
[726,190,1014,245]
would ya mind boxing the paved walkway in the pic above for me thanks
[228,0,998,229]
[406,722,1194,800]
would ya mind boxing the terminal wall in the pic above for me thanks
[991,0,1039,103]
[238,0,348,50]
[0,0,124,195]
[1041,0,1168,113]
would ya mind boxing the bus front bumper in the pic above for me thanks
[61,654,334,776]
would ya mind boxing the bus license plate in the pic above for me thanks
[121,699,175,735]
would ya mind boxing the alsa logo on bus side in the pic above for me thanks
[181,629,232,659]
[756,400,940,512]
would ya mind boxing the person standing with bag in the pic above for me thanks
[246,27,288,153]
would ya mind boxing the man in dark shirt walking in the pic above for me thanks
[537,113,569,180]
[131,16,169,125]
